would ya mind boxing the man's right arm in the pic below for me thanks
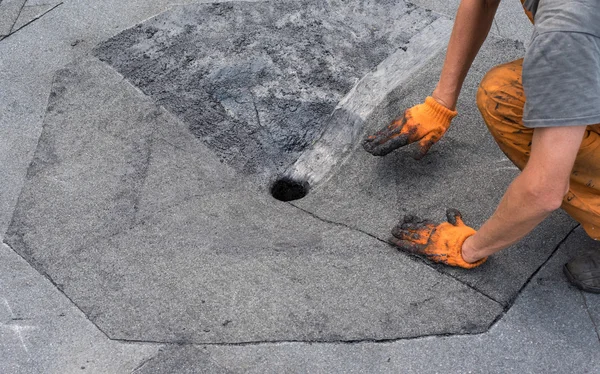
[362,0,500,158]
[432,0,500,110]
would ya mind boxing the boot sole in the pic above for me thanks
[563,264,600,294]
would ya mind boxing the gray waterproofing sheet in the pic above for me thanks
[6,0,507,343]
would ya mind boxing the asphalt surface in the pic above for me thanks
[1,0,599,373]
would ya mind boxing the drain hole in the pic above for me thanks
[270,177,310,202]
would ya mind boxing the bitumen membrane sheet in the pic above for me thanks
[1,0,599,372]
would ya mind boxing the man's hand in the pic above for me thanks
[390,209,486,269]
[362,96,457,159]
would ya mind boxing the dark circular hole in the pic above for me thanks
[270,177,310,202]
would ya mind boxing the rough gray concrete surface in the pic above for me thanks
[0,0,27,37]
[94,0,440,177]
[0,0,199,251]
[10,3,62,32]
[149,228,600,373]
[0,243,160,374]
[2,0,599,372]
[136,345,234,373]
[494,0,534,45]
[5,54,503,343]
[412,0,534,46]
[0,0,61,40]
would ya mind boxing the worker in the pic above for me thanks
[363,0,600,293]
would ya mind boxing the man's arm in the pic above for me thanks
[432,0,500,110]
[461,126,588,263]
[363,0,500,157]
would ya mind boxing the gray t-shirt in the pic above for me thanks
[529,0,600,37]
[522,0,600,128]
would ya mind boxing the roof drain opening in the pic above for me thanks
[270,177,310,202]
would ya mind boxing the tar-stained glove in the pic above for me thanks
[390,209,486,269]
[362,96,457,159]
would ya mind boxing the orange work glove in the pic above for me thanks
[390,209,486,269]
[362,96,457,159]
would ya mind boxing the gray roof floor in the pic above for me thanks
[1,0,598,373]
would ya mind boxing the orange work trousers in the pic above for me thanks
[477,58,600,239]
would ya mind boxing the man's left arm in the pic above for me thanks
[461,125,587,264]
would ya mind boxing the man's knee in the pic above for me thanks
[477,59,523,112]
[476,59,525,132]
[476,59,530,169]
[476,66,504,119]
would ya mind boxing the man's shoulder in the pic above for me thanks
[534,0,600,37]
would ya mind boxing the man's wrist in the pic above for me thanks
[461,235,482,264]
[431,87,458,111]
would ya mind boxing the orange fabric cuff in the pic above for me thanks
[423,96,458,127]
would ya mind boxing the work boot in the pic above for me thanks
[563,251,600,293]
